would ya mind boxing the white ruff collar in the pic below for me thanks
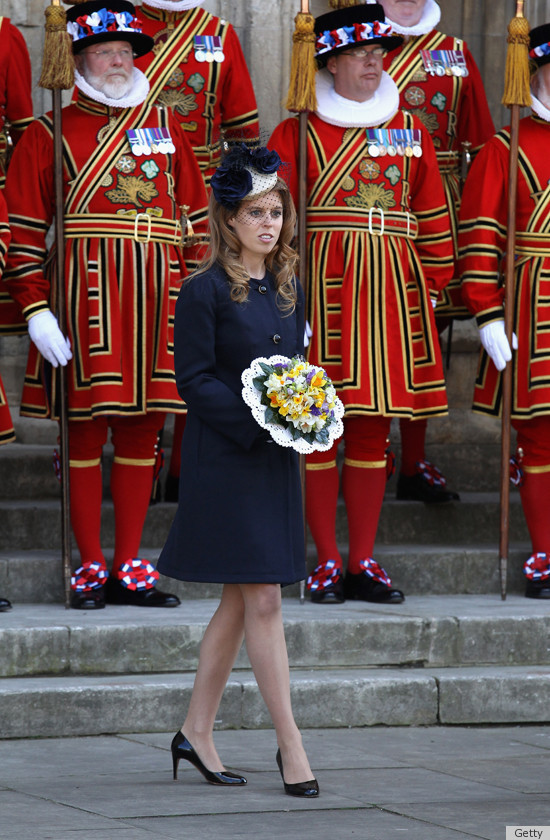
[141,0,204,10]
[74,67,150,108]
[315,69,399,128]
[384,0,441,36]
[531,93,550,123]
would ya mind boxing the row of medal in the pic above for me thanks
[194,35,225,63]
[420,49,469,77]
[366,129,423,158]
[126,128,176,157]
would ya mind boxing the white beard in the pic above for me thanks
[74,66,150,109]
[83,69,134,100]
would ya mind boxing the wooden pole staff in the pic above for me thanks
[499,0,531,601]
[285,0,317,603]
[39,0,77,607]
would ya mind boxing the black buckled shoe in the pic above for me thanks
[396,466,460,504]
[525,580,550,599]
[70,587,106,610]
[344,558,404,604]
[311,576,345,604]
[104,576,181,607]
[0,596,12,612]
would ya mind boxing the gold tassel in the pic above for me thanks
[38,1,75,91]
[502,2,531,108]
[329,0,363,7]
[284,12,317,113]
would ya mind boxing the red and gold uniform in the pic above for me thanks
[0,16,33,187]
[459,108,550,590]
[4,91,207,422]
[270,73,453,601]
[271,110,453,418]
[383,22,494,313]
[136,3,259,185]
[0,16,33,337]
[0,188,13,445]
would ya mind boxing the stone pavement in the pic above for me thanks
[1,725,550,840]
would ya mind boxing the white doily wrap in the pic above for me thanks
[241,355,345,454]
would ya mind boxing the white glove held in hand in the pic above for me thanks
[479,320,517,372]
[28,310,72,368]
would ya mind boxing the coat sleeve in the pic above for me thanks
[174,271,264,451]
[456,42,495,154]
[3,118,55,320]
[458,132,508,325]
[218,23,260,142]
[5,23,34,142]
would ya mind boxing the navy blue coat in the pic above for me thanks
[157,263,306,584]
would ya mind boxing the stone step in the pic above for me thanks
[0,542,532,603]
[0,491,529,552]
[1,596,548,680]
[1,662,549,739]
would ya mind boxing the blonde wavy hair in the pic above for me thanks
[199,178,299,313]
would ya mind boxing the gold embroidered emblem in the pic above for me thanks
[166,68,185,89]
[341,175,355,191]
[157,89,198,117]
[101,173,114,188]
[105,173,159,208]
[343,181,396,211]
[407,106,440,134]
[359,159,381,180]
[412,68,427,83]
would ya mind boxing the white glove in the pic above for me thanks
[431,298,437,310]
[28,310,72,368]
[304,320,313,348]
[479,320,517,372]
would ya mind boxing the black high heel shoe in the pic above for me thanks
[276,748,319,797]
[171,731,247,786]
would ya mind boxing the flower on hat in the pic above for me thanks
[210,144,283,209]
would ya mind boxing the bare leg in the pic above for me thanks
[240,583,313,784]
[181,584,245,771]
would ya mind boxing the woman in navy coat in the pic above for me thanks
[157,146,319,797]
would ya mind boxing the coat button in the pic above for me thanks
[258,284,267,294]
[272,334,281,344]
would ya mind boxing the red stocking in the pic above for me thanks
[399,417,428,476]
[342,463,387,573]
[306,445,342,568]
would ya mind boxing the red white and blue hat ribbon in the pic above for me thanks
[316,20,394,58]
[67,9,143,43]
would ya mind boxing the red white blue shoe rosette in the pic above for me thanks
[358,557,392,587]
[307,559,343,592]
[71,560,109,592]
[415,460,446,488]
[115,558,160,590]
[523,552,550,582]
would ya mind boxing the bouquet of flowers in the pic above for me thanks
[241,355,344,454]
